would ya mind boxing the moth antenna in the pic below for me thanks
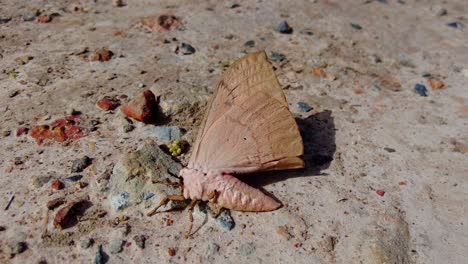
[147,194,186,216]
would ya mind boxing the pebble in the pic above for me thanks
[123,123,135,133]
[297,102,313,112]
[133,235,146,249]
[384,147,396,153]
[22,13,37,21]
[65,174,83,182]
[430,5,447,16]
[122,89,158,123]
[143,126,182,142]
[112,0,124,7]
[398,54,415,68]
[168,247,176,256]
[180,43,196,55]
[414,84,428,97]
[376,190,385,197]
[111,192,130,210]
[32,176,51,188]
[350,23,362,30]
[108,239,123,254]
[80,238,94,249]
[7,241,27,256]
[51,180,64,190]
[94,245,107,264]
[144,193,155,200]
[89,48,113,62]
[244,40,255,47]
[447,22,460,28]
[428,78,445,90]
[97,96,120,111]
[0,17,12,24]
[71,156,92,173]
[36,15,52,23]
[216,210,235,231]
[54,199,90,229]
[276,21,293,34]
[270,52,285,62]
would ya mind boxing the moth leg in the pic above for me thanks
[185,199,199,239]
[147,195,186,217]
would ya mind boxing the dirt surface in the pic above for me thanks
[1,0,467,263]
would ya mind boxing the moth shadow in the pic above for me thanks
[240,110,336,188]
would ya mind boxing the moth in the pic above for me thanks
[148,51,304,235]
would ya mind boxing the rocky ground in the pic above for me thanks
[1,0,467,263]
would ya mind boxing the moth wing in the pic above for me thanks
[190,91,304,172]
[189,51,292,168]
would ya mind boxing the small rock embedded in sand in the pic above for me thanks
[108,239,123,254]
[36,15,52,23]
[312,67,327,78]
[141,14,182,33]
[216,210,235,230]
[276,21,293,34]
[53,199,89,229]
[51,180,64,190]
[244,40,255,47]
[143,126,182,142]
[0,17,12,24]
[270,52,285,62]
[297,102,313,112]
[350,23,362,30]
[65,175,83,182]
[414,84,428,97]
[71,156,92,173]
[428,78,445,89]
[168,247,176,256]
[97,96,120,111]
[32,176,51,188]
[122,89,158,123]
[133,235,146,249]
[6,241,27,257]
[89,48,113,62]
[22,13,37,21]
[376,190,385,197]
[179,43,196,55]
[112,0,124,7]
[109,141,186,211]
[80,238,94,249]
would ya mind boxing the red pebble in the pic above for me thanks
[122,89,157,123]
[376,190,385,197]
[37,15,52,23]
[97,96,120,111]
[51,180,64,190]
[168,248,176,257]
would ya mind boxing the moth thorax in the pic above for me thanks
[179,168,214,201]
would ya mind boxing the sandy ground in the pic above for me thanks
[1,0,467,263]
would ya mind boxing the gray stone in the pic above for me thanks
[108,239,123,254]
[276,21,293,34]
[22,13,37,21]
[143,126,182,142]
[180,43,196,55]
[71,156,92,173]
[109,141,187,212]
[216,210,235,231]
[32,176,51,188]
